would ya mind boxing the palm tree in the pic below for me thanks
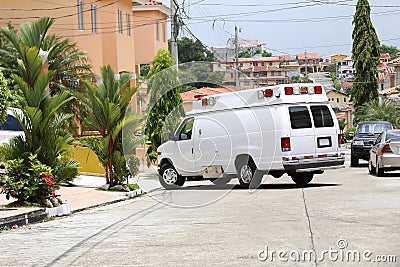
[3,45,78,183]
[355,99,400,127]
[0,17,92,94]
[77,65,141,186]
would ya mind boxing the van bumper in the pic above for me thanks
[282,157,345,171]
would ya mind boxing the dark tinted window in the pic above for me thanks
[311,105,334,128]
[0,115,23,131]
[289,106,312,129]
[385,130,400,141]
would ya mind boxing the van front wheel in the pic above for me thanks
[236,159,262,189]
[159,164,185,189]
[291,173,313,187]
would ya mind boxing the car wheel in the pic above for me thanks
[291,173,314,187]
[236,157,262,189]
[350,155,359,167]
[210,177,231,185]
[368,159,376,175]
[159,163,185,189]
[375,160,384,177]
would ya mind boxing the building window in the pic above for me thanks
[156,20,159,41]
[118,9,123,34]
[337,98,339,103]
[344,98,347,102]
[91,4,97,34]
[253,62,258,66]
[126,13,131,36]
[162,22,166,42]
[77,0,84,30]
[261,62,265,66]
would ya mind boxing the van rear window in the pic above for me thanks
[289,106,312,129]
[311,106,334,128]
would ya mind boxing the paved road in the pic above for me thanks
[1,157,399,266]
[309,72,335,92]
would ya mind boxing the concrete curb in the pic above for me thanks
[0,187,161,230]
[0,209,47,229]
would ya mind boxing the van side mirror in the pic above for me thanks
[169,132,177,141]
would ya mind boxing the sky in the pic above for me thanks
[162,0,400,57]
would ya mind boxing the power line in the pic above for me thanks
[0,0,101,11]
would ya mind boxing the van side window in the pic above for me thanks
[178,118,194,140]
[289,106,312,129]
[310,106,334,128]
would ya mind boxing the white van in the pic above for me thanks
[157,83,344,189]
[0,108,24,144]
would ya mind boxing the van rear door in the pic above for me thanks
[288,106,316,157]
[310,105,338,154]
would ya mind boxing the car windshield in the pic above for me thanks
[385,131,400,141]
[356,123,391,135]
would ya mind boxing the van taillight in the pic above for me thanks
[284,87,293,95]
[315,86,323,94]
[265,89,273,97]
[338,134,342,145]
[281,137,291,151]
[382,144,392,153]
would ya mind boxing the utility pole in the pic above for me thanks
[304,49,308,78]
[170,0,179,68]
[235,25,240,90]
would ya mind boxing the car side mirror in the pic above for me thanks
[169,132,177,141]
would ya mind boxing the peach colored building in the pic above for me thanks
[0,0,169,77]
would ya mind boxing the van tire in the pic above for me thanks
[291,173,313,187]
[350,156,359,167]
[236,157,262,189]
[159,163,185,189]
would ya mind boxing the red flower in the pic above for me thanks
[40,173,46,178]
[45,176,53,186]
[1,185,5,191]
[52,191,56,197]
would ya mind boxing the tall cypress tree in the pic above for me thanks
[351,0,380,107]
[145,48,184,162]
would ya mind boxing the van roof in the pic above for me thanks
[188,83,328,115]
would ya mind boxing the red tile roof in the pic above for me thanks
[296,53,319,60]
[180,87,234,101]
[145,0,162,5]
[380,53,391,59]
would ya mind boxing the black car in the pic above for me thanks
[350,121,393,167]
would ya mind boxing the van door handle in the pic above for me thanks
[191,147,194,154]
[199,129,202,135]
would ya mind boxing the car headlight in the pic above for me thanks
[352,140,363,146]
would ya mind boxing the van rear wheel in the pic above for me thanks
[159,163,185,189]
[291,173,313,187]
[236,158,262,189]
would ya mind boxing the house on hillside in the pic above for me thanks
[180,87,234,112]
[296,53,320,73]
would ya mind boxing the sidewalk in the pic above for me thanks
[0,165,160,229]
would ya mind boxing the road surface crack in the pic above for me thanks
[301,188,317,266]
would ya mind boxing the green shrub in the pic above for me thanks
[127,155,140,177]
[0,154,57,205]
[344,127,356,141]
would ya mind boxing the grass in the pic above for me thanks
[145,175,158,181]
[97,183,140,192]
